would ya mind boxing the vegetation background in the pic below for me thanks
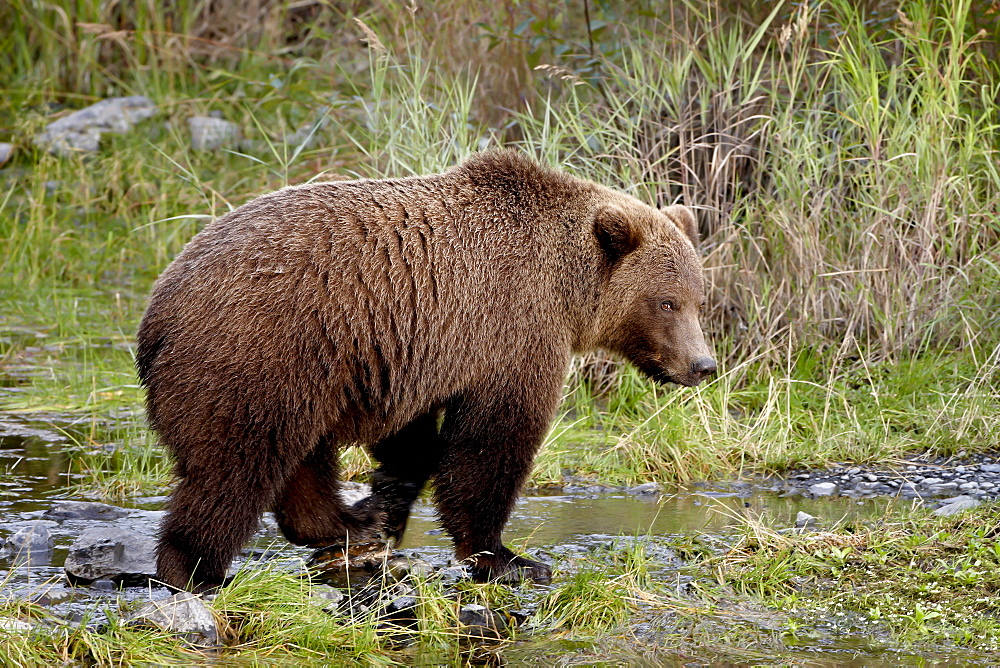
[2,0,998,483]
[2,0,1000,661]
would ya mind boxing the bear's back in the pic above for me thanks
[138,154,592,442]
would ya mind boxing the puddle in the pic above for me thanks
[0,412,992,664]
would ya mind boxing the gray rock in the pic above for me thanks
[92,579,117,592]
[960,481,979,491]
[129,592,219,646]
[795,511,817,528]
[846,467,861,476]
[808,482,838,496]
[854,481,880,493]
[437,564,471,585]
[385,595,418,615]
[310,584,344,610]
[627,482,663,495]
[1,522,53,565]
[44,501,128,521]
[0,143,12,166]
[384,555,434,581]
[459,603,507,639]
[29,585,76,607]
[981,464,1000,473]
[920,477,944,487]
[930,482,959,494]
[0,617,33,632]
[939,495,975,505]
[64,527,156,585]
[933,497,981,516]
[34,96,156,156]
[188,116,241,151]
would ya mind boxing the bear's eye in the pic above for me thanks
[660,300,676,312]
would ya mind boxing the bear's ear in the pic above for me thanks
[662,204,699,247]
[594,205,642,263]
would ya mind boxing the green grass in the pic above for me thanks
[703,501,1000,651]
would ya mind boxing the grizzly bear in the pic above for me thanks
[136,150,716,593]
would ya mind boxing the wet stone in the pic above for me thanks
[933,497,981,516]
[384,594,418,616]
[1,583,78,608]
[1,521,53,565]
[459,603,509,640]
[0,617,33,632]
[795,511,818,528]
[384,555,435,581]
[981,464,1000,473]
[92,579,117,592]
[64,527,157,586]
[436,564,472,585]
[129,591,220,647]
[310,584,344,612]
[627,482,663,495]
[564,484,617,494]
[339,580,418,624]
[44,501,128,521]
[930,482,959,494]
[809,482,838,496]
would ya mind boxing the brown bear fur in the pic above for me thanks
[136,150,715,592]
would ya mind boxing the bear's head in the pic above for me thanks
[589,200,716,387]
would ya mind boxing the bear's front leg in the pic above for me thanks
[433,381,560,585]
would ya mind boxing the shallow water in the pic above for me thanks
[0,411,992,664]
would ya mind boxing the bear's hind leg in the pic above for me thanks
[158,470,272,593]
[274,436,382,547]
[358,410,443,545]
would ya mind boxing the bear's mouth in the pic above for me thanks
[633,358,702,388]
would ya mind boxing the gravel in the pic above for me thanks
[780,452,1000,513]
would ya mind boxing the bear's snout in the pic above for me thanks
[690,356,717,383]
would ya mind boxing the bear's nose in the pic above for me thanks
[691,357,717,380]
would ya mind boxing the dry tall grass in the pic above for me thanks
[3,0,998,382]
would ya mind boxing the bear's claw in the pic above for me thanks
[467,549,552,585]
